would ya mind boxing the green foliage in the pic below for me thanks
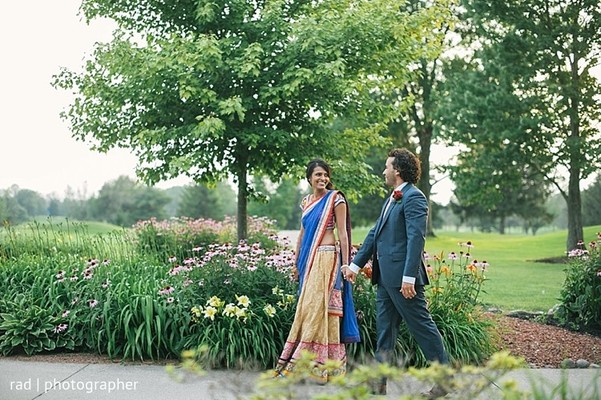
[89,176,170,227]
[177,182,236,220]
[0,221,297,362]
[0,218,132,262]
[248,177,303,230]
[0,297,63,356]
[556,234,601,331]
[176,349,528,400]
[0,219,499,369]
[55,0,454,239]
[425,245,497,364]
[582,174,601,227]
[441,0,601,250]
[346,242,497,367]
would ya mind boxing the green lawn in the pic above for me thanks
[1,216,124,236]
[352,225,601,312]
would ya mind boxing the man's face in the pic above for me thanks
[383,157,398,187]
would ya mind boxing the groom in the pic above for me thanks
[342,148,449,398]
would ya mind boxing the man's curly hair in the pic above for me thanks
[388,148,421,184]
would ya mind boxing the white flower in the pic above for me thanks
[223,303,237,317]
[207,296,223,308]
[263,304,276,318]
[203,306,218,321]
[236,295,251,308]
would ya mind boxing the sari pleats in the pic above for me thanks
[275,249,346,381]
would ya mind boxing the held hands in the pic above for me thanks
[341,265,356,284]
[400,282,416,299]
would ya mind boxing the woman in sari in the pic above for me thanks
[274,159,360,383]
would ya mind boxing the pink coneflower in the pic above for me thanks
[168,256,177,263]
[70,275,79,282]
[158,285,175,296]
[101,279,111,289]
[88,299,99,308]
[62,310,70,318]
[55,271,65,279]
[102,259,111,265]
[53,323,68,334]
[166,297,175,303]
[448,252,458,260]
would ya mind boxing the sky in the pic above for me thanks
[0,1,457,203]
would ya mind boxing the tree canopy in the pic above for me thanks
[53,0,452,239]
[438,0,601,249]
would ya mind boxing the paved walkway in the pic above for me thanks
[1,358,599,399]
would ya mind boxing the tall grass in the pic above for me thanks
[0,218,134,263]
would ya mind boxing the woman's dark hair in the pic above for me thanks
[388,148,421,184]
[305,159,334,189]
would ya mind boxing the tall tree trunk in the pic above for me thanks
[565,52,584,252]
[417,125,435,237]
[236,151,249,241]
[499,215,505,234]
[566,170,583,251]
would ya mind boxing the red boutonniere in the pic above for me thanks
[392,190,403,201]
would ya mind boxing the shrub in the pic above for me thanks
[175,241,297,368]
[132,216,281,260]
[0,222,496,369]
[348,241,497,367]
[425,243,498,365]
[556,233,601,332]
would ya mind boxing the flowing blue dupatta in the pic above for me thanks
[296,190,360,344]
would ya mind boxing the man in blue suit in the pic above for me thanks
[342,148,448,398]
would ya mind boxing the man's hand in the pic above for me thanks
[341,265,356,284]
[400,282,416,299]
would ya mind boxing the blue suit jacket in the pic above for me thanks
[353,183,429,288]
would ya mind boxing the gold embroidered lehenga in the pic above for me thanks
[274,190,360,383]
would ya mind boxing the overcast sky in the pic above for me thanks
[0,1,459,203]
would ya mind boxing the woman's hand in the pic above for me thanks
[341,265,356,284]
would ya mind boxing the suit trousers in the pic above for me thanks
[375,284,449,365]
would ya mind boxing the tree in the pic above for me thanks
[54,0,453,239]
[91,176,170,226]
[60,186,91,221]
[248,177,303,230]
[177,182,235,220]
[442,0,601,250]
[15,189,48,218]
[0,190,28,225]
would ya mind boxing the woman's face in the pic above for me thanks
[309,166,330,191]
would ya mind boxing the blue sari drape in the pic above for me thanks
[296,190,360,344]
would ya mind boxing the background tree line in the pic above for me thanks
[1,172,599,232]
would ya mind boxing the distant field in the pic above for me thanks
[351,225,601,312]
[0,217,124,235]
